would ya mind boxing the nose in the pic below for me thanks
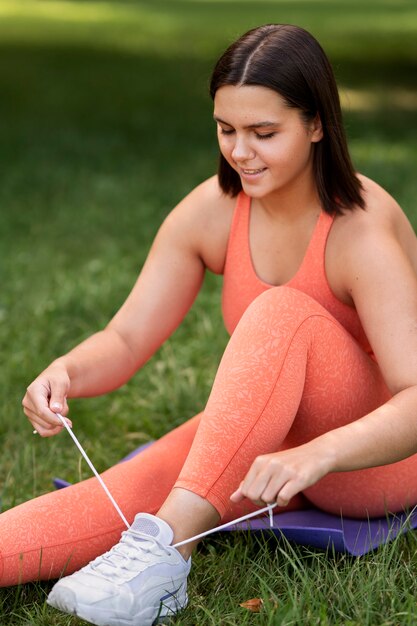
[231,135,255,163]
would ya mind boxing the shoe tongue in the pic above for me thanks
[130,513,174,546]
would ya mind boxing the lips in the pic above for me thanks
[241,167,266,175]
[238,166,267,182]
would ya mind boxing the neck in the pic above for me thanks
[254,186,322,222]
[255,173,321,221]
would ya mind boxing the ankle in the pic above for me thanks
[157,488,220,557]
[174,540,197,561]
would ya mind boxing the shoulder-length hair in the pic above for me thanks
[209,24,364,215]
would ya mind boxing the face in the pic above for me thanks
[213,84,323,202]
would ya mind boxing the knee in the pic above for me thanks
[241,287,328,329]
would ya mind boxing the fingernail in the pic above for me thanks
[51,402,62,410]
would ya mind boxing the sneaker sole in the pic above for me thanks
[48,585,188,626]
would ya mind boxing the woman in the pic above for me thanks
[3,23,417,626]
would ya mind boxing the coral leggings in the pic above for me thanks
[2,287,417,586]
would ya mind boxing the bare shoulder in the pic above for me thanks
[336,175,407,231]
[331,174,415,252]
[162,175,236,274]
[326,176,417,393]
[327,174,417,302]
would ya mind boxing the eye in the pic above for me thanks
[255,132,276,140]
[219,127,235,136]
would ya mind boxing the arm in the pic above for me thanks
[314,223,417,470]
[232,199,417,507]
[23,176,230,436]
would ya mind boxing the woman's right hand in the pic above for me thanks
[22,362,73,437]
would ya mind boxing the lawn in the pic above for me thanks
[1,0,417,624]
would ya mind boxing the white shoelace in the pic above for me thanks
[56,413,130,528]
[92,531,171,576]
[55,413,278,548]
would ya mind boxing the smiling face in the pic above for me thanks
[214,84,323,205]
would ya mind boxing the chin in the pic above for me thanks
[240,182,270,198]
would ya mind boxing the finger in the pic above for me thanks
[52,411,73,429]
[274,480,302,507]
[27,411,72,437]
[37,408,64,429]
[28,420,64,438]
[50,399,69,416]
[230,470,270,505]
[45,372,68,409]
[33,424,66,438]
[31,414,72,433]
[230,484,245,503]
[25,407,60,431]
[260,473,289,505]
[49,395,72,429]
[60,399,70,418]
[25,408,63,436]
[244,468,275,503]
[22,393,37,417]
[23,387,64,428]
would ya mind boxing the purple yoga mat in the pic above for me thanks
[53,441,417,556]
[222,507,417,556]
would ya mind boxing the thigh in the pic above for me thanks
[286,318,392,446]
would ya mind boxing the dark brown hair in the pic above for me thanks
[210,24,364,214]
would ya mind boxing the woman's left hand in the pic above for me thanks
[230,442,333,507]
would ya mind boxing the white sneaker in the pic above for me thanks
[47,513,191,626]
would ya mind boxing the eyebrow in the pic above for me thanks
[213,115,281,129]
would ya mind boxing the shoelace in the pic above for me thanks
[56,413,277,548]
[92,531,171,575]
[56,413,130,528]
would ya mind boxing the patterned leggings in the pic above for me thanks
[2,287,417,586]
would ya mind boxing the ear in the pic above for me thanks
[310,114,323,143]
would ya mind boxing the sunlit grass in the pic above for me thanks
[0,0,143,22]
[1,0,417,65]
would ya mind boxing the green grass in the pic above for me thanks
[1,0,417,624]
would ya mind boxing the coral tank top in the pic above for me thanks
[222,192,373,356]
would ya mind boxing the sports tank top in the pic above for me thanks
[222,192,373,356]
